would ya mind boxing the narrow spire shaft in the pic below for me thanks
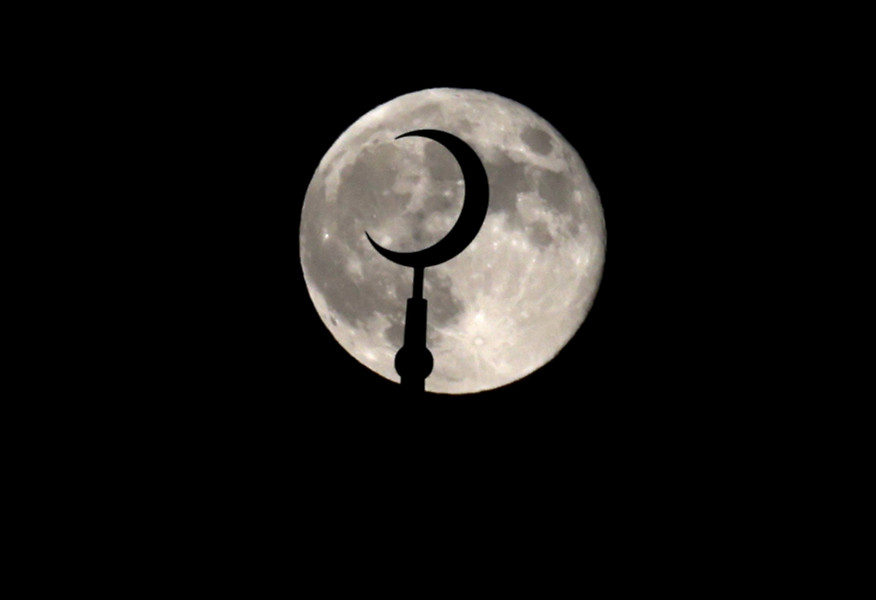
[412,266,424,300]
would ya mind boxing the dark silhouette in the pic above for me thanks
[366,130,489,394]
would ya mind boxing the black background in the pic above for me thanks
[41,11,816,568]
[130,19,750,443]
[44,15,803,563]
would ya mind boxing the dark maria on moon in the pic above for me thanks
[300,88,606,394]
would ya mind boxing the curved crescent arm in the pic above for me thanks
[365,129,489,269]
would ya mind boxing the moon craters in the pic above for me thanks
[521,126,554,156]
[301,88,605,394]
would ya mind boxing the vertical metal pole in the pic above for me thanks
[395,267,432,394]
[412,265,424,300]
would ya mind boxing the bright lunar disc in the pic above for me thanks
[300,88,605,394]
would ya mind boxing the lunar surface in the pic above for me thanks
[300,88,605,394]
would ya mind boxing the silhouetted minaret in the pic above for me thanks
[366,130,489,396]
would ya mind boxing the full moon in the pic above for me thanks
[300,88,605,394]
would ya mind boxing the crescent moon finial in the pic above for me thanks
[365,129,489,269]
[364,129,490,394]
